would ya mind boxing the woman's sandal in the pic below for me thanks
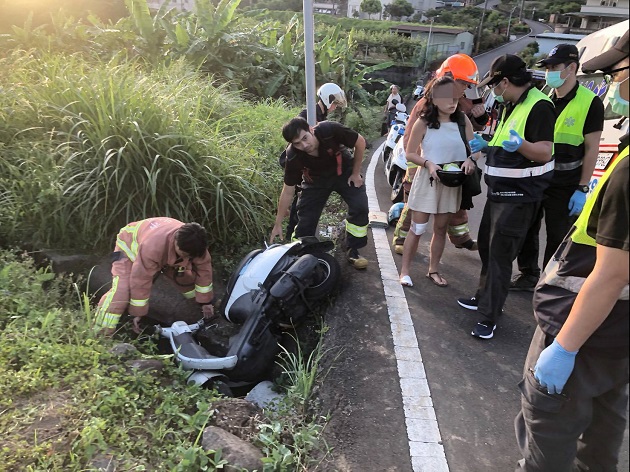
[400,275,413,287]
[426,272,448,287]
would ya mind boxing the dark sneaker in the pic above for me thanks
[471,321,496,339]
[509,274,538,292]
[457,296,478,311]
[455,239,478,251]
[347,249,368,270]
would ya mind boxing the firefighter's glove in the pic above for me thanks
[533,339,578,394]
[468,134,488,153]
[568,190,587,216]
[502,129,523,152]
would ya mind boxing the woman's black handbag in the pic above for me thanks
[456,113,483,210]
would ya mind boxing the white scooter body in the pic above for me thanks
[224,240,301,317]
[383,138,409,202]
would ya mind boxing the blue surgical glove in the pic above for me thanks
[568,189,587,216]
[469,133,488,153]
[533,339,578,394]
[502,129,523,152]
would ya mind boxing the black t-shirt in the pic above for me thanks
[503,87,556,143]
[587,153,629,251]
[551,83,605,187]
[284,121,359,186]
[553,83,605,136]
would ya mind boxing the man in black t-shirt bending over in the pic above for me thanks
[270,118,370,270]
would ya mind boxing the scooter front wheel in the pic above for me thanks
[304,252,341,300]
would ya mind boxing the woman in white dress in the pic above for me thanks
[399,76,479,288]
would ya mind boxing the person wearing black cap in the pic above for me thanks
[456,54,557,339]
[510,44,605,292]
[515,31,629,472]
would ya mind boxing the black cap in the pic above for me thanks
[536,44,579,67]
[478,54,527,87]
[582,30,629,73]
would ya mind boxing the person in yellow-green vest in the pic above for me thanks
[515,30,629,471]
[511,44,604,292]
[456,55,556,339]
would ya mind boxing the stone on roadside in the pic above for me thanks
[201,426,264,472]
[245,380,284,411]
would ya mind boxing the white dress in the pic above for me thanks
[407,121,468,214]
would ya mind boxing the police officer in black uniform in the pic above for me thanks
[457,55,557,339]
[511,44,605,291]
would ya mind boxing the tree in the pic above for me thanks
[383,0,414,20]
[360,0,382,19]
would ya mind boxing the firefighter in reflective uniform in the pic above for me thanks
[515,31,629,470]
[458,55,556,339]
[511,44,604,292]
[270,117,369,269]
[94,218,214,336]
[393,54,487,254]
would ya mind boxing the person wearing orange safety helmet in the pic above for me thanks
[392,54,487,255]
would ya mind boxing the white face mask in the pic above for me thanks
[607,77,629,117]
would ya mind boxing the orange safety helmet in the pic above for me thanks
[436,54,480,85]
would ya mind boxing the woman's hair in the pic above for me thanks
[417,76,463,129]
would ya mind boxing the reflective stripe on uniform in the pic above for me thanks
[115,221,144,262]
[94,311,122,329]
[541,258,629,300]
[183,289,196,299]
[555,159,583,171]
[195,283,213,294]
[448,222,470,237]
[129,298,148,307]
[485,161,555,178]
[346,221,368,238]
[94,275,119,328]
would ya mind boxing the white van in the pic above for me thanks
[575,20,629,192]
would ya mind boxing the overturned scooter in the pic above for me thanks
[153,237,341,391]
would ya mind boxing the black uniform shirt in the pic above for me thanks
[503,86,556,144]
[284,121,359,186]
[551,82,605,187]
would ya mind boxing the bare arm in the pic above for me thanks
[269,184,296,242]
[404,118,426,167]
[556,244,629,352]
[348,134,366,188]
[518,140,553,163]
[579,131,602,186]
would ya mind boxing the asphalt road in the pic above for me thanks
[473,19,553,77]
[368,138,629,471]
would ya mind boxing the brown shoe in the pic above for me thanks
[394,244,404,255]
[347,249,368,270]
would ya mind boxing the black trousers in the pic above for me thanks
[295,173,369,250]
[517,185,577,277]
[285,189,300,241]
[515,327,629,472]
[476,200,541,323]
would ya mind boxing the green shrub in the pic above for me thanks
[0,52,294,252]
